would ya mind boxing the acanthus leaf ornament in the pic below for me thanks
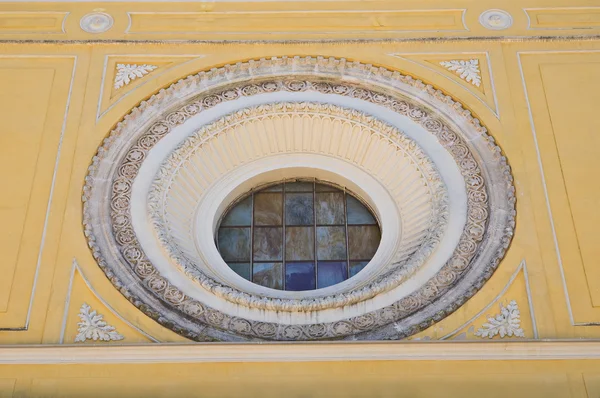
[475,300,525,339]
[74,303,124,342]
[440,59,482,87]
[114,64,158,90]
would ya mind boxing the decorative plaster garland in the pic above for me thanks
[83,56,515,341]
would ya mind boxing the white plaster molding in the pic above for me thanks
[516,51,600,327]
[479,9,513,30]
[475,300,525,339]
[73,259,160,343]
[1,341,600,364]
[96,54,204,122]
[439,260,538,341]
[80,12,114,34]
[388,52,499,118]
[139,102,454,317]
[114,63,157,89]
[59,259,77,344]
[75,303,124,342]
[0,55,77,332]
[440,59,481,87]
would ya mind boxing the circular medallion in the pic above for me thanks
[83,56,516,341]
[80,12,114,34]
[479,9,514,30]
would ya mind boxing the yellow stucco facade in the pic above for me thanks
[2,0,600,396]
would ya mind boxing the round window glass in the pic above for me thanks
[216,179,381,291]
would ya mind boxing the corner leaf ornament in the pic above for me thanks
[75,303,124,342]
[439,59,482,87]
[114,63,157,89]
[475,300,525,339]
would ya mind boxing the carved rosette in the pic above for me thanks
[83,56,516,342]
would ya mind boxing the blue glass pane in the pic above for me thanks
[285,262,316,291]
[220,196,252,226]
[285,193,314,225]
[217,228,251,261]
[253,263,283,290]
[317,261,348,289]
[349,261,369,278]
[346,195,376,225]
[316,226,347,260]
[228,263,251,281]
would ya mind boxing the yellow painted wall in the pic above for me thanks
[1,0,600,395]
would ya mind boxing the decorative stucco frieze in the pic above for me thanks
[475,300,525,339]
[440,59,482,87]
[83,56,516,342]
[114,64,158,89]
[75,303,124,343]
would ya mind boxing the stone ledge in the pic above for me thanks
[2,340,600,364]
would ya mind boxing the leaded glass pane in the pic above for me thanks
[348,225,380,259]
[253,262,283,290]
[253,227,283,261]
[228,262,251,280]
[346,195,376,225]
[317,261,347,289]
[315,183,340,192]
[263,184,283,192]
[285,193,314,225]
[285,227,314,261]
[218,228,251,261]
[315,192,345,225]
[220,196,252,226]
[316,226,346,260]
[285,181,313,192]
[285,262,315,291]
[349,261,369,278]
[254,193,282,226]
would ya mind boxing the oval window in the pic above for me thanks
[217,179,381,291]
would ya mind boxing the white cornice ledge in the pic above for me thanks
[1,341,600,364]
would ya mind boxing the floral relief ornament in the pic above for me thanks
[114,64,158,89]
[475,300,525,339]
[439,59,482,87]
[74,303,124,342]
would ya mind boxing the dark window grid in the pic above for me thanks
[282,182,286,289]
[230,259,373,264]
[219,178,380,291]
[249,193,254,274]
[312,180,319,289]
[220,223,376,229]
[343,189,351,278]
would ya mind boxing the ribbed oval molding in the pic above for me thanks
[151,103,447,309]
